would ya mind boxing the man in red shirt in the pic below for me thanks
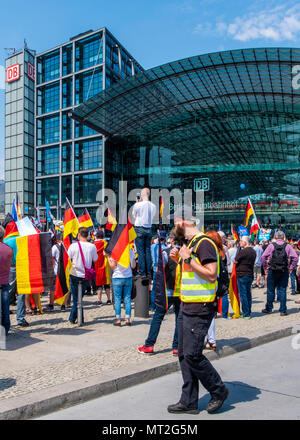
[0,225,13,335]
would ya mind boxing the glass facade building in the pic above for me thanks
[5,48,35,215]
[72,48,300,235]
[5,28,143,222]
[5,39,300,234]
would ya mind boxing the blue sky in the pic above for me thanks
[1,0,300,179]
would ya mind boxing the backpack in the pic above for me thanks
[164,247,178,291]
[269,243,288,272]
[216,255,229,298]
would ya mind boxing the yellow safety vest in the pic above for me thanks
[176,233,220,303]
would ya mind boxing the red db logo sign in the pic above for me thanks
[6,63,20,82]
[27,62,35,81]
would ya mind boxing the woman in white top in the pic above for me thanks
[105,248,136,326]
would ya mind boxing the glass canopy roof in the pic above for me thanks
[70,48,300,230]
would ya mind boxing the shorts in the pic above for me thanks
[96,284,110,290]
[254,265,262,276]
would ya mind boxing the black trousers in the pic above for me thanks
[178,307,226,408]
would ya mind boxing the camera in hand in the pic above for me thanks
[136,192,141,201]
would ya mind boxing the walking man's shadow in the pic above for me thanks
[198,381,261,413]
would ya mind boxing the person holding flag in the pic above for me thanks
[67,227,98,324]
[94,230,112,306]
[104,218,136,326]
[234,236,256,319]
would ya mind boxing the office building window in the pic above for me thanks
[74,173,102,204]
[37,50,60,84]
[74,120,97,138]
[61,175,72,203]
[37,114,60,145]
[75,68,102,104]
[74,138,102,171]
[62,143,72,173]
[62,77,73,108]
[37,82,60,114]
[37,146,59,176]
[62,112,72,141]
[75,33,103,71]
[37,177,59,205]
[62,44,73,76]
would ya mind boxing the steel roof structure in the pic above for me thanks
[70,47,300,204]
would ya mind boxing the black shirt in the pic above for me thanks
[181,237,218,316]
[235,247,256,278]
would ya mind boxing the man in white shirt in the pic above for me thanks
[68,227,98,324]
[132,188,156,277]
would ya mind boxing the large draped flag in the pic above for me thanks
[105,208,117,231]
[154,238,168,312]
[78,208,93,228]
[63,198,79,240]
[228,263,240,318]
[16,232,53,294]
[105,217,137,267]
[2,213,19,239]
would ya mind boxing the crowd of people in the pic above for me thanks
[1,188,300,414]
[0,193,299,341]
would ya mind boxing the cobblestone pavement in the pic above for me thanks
[0,287,299,400]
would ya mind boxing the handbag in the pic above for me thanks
[78,242,96,281]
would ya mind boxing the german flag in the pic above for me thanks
[228,263,240,319]
[244,199,254,227]
[78,208,93,228]
[54,235,72,305]
[63,199,79,240]
[159,196,164,220]
[2,213,19,239]
[16,233,53,294]
[105,208,117,231]
[231,224,239,241]
[105,217,136,267]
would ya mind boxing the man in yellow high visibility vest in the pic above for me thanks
[167,206,229,415]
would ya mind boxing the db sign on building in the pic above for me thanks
[6,63,20,82]
[194,178,210,192]
[27,62,35,81]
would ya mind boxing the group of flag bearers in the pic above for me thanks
[2,193,139,319]
[1,192,263,323]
